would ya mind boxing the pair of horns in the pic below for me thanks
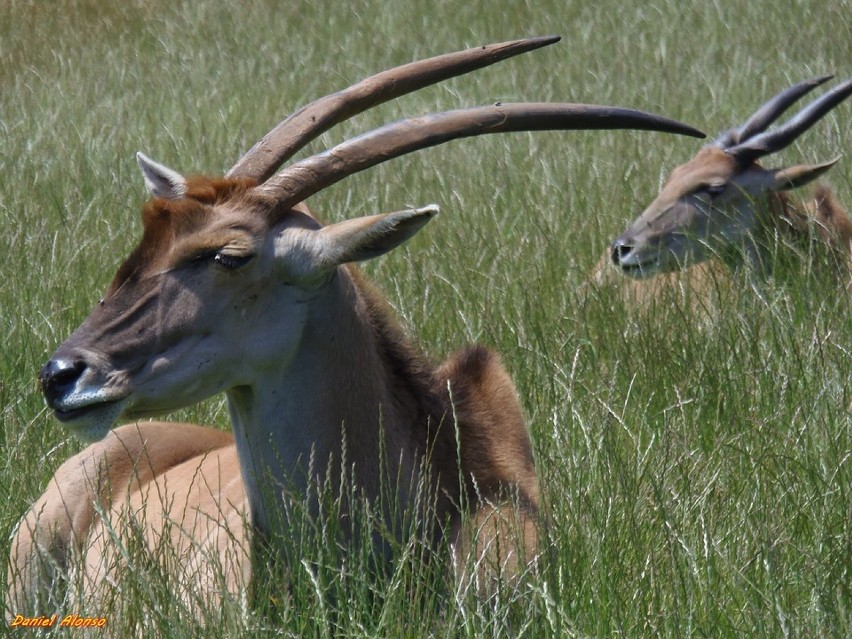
[717,76,852,162]
[226,36,705,209]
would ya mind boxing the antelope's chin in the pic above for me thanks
[617,258,665,280]
[53,399,127,443]
[617,243,694,279]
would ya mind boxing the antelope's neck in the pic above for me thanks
[225,266,430,537]
[718,192,798,274]
[741,192,816,271]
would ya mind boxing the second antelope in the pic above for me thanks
[8,36,704,611]
[592,76,852,302]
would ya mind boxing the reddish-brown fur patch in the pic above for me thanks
[810,185,852,254]
[769,186,852,266]
[435,346,538,511]
[107,176,257,296]
[349,265,538,566]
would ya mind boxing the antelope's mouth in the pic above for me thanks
[53,399,123,424]
[611,236,667,279]
[617,258,661,279]
[614,237,686,279]
[50,397,128,442]
[619,261,646,275]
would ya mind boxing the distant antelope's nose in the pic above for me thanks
[39,358,86,406]
[611,239,634,266]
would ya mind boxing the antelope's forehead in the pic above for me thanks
[106,178,265,293]
[666,146,740,191]
[143,197,264,254]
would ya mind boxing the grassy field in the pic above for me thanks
[1,0,850,636]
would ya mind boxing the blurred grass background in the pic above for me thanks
[1,0,849,636]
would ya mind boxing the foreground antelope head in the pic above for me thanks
[32,38,704,581]
[611,77,852,278]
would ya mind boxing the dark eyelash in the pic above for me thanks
[213,253,252,270]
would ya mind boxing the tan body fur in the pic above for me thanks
[7,423,248,611]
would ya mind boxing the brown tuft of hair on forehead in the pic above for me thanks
[184,176,258,204]
[140,175,259,230]
[106,176,259,297]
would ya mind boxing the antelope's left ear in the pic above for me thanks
[136,152,188,199]
[769,158,840,191]
[316,205,439,268]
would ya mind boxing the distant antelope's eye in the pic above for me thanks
[213,252,253,270]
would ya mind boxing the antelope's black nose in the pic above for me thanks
[611,240,635,266]
[39,358,86,406]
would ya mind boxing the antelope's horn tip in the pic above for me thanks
[676,123,706,139]
[539,35,561,44]
[506,35,562,51]
[412,204,440,216]
[515,35,561,48]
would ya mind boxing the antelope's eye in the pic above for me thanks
[213,252,253,270]
[706,183,726,197]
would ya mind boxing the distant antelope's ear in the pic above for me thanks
[317,205,439,268]
[769,157,840,191]
[136,152,188,199]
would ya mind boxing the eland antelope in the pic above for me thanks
[591,76,852,304]
[7,36,704,611]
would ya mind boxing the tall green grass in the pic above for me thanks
[1,0,849,636]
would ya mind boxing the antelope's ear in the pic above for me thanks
[316,205,439,267]
[136,152,188,199]
[769,158,840,191]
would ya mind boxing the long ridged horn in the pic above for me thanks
[227,36,561,183]
[716,75,833,147]
[727,78,852,163]
[254,102,706,210]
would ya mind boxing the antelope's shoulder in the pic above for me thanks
[808,184,852,252]
[435,345,537,502]
[436,345,523,420]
